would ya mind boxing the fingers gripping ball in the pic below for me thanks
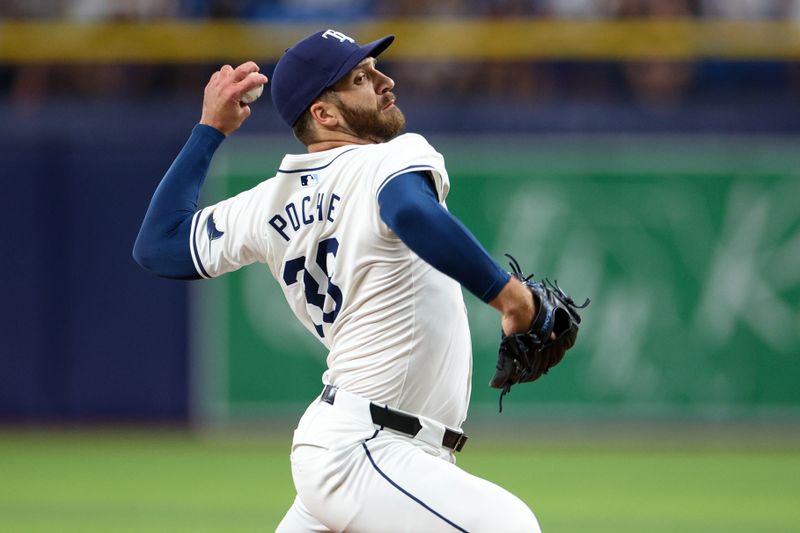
[241,72,264,104]
[490,254,590,412]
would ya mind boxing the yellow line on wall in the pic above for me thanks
[2,19,800,63]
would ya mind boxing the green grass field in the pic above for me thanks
[1,428,798,533]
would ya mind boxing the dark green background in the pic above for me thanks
[194,135,800,421]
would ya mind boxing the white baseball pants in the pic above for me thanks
[275,388,541,533]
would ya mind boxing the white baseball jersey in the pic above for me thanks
[190,133,472,428]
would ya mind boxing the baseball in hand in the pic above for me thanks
[241,72,264,104]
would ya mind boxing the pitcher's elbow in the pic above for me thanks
[132,237,157,273]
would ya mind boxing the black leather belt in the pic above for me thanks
[321,385,468,453]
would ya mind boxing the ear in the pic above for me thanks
[309,100,341,129]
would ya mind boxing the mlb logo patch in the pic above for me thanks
[300,174,319,186]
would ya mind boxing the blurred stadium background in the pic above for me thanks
[2,1,800,532]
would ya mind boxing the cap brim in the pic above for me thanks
[327,34,395,89]
[363,34,395,60]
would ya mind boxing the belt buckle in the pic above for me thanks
[321,384,337,405]
[448,431,468,452]
[453,433,468,452]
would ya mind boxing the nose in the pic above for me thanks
[375,70,394,95]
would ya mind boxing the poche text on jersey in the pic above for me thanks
[268,191,341,242]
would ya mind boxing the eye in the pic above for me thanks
[354,73,366,84]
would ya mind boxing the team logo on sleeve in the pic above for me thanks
[300,174,319,186]
[206,214,224,243]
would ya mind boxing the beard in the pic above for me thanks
[334,93,406,143]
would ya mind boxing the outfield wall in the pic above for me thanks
[2,99,797,423]
[193,133,800,425]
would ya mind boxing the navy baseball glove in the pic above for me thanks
[490,255,590,412]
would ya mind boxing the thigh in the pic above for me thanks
[275,495,332,533]
[354,434,540,533]
[293,431,541,533]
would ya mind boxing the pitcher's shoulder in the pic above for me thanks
[388,132,430,145]
[380,132,437,153]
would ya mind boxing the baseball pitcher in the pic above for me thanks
[134,29,586,533]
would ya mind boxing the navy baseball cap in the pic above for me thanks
[271,29,395,128]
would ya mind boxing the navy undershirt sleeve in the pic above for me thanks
[377,171,510,303]
[132,124,225,279]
